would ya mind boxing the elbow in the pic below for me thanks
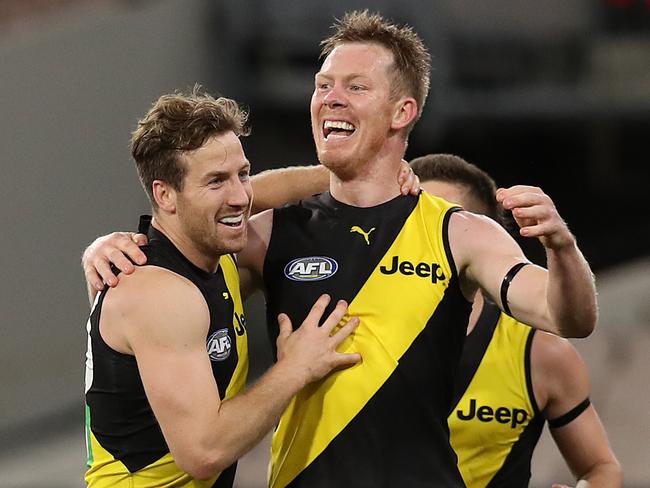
[575,308,598,339]
[175,449,235,481]
[560,307,598,339]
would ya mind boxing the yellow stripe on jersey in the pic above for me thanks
[220,254,248,400]
[85,431,220,487]
[270,193,458,488]
[448,314,535,488]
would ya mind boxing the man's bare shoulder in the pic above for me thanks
[100,265,209,352]
[531,329,590,411]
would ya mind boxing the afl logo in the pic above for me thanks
[206,328,232,361]
[284,256,338,282]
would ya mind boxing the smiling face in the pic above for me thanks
[310,42,405,177]
[173,131,252,258]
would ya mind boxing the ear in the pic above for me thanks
[391,97,418,131]
[152,180,177,213]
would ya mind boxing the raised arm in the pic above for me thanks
[498,185,597,337]
[103,268,360,480]
[531,332,622,488]
[451,185,597,337]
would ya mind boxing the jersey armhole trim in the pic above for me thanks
[525,328,541,416]
[442,206,462,280]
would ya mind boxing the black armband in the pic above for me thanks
[500,262,529,316]
[548,397,591,428]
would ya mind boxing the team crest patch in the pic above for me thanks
[284,256,338,282]
[206,328,232,361]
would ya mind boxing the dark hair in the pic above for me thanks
[320,10,431,133]
[131,88,249,207]
[410,153,505,225]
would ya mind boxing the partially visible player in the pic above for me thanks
[84,90,361,487]
[411,153,622,488]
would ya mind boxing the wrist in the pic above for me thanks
[271,357,310,393]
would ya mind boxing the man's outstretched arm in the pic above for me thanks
[453,185,597,338]
[82,163,419,303]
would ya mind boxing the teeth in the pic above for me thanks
[323,120,355,131]
[219,215,243,225]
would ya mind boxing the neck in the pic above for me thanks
[328,153,405,207]
[466,292,483,336]
[151,215,220,273]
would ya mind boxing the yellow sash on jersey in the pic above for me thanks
[270,194,457,488]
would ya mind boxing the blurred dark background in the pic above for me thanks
[0,1,648,486]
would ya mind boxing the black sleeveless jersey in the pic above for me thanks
[263,192,471,488]
[84,223,248,487]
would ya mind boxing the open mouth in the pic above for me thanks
[218,214,244,228]
[323,120,356,141]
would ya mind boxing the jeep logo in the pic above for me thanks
[284,256,338,282]
[456,398,528,428]
[379,255,446,283]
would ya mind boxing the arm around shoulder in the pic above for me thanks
[251,165,329,214]
[238,209,274,299]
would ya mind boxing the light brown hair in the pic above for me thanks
[320,10,431,132]
[131,88,249,207]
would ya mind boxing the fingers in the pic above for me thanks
[303,294,332,326]
[277,313,293,341]
[84,267,105,292]
[409,174,421,196]
[398,161,419,196]
[82,232,148,289]
[496,186,548,210]
[92,257,120,288]
[320,299,349,334]
[119,235,147,266]
[332,351,362,369]
[108,248,137,275]
[132,233,149,246]
[330,316,360,347]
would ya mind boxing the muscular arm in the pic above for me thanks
[452,186,597,337]
[251,165,329,214]
[250,161,418,214]
[531,332,622,488]
[82,164,418,302]
[102,268,360,480]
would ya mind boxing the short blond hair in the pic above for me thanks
[320,10,431,132]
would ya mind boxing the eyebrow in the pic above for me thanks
[315,73,371,82]
[203,161,251,180]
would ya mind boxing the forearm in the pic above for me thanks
[546,240,597,338]
[575,460,623,488]
[251,165,329,214]
[202,359,306,470]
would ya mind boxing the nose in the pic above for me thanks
[323,84,347,109]
[227,178,251,209]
